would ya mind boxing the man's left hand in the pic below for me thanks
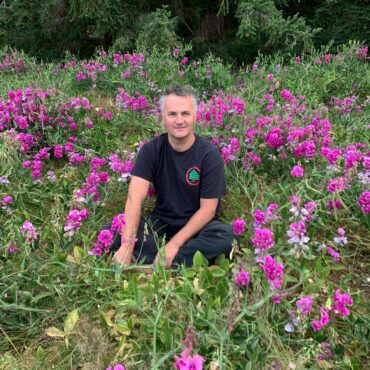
[154,241,180,268]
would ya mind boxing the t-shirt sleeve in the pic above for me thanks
[130,143,155,182]
[200,150,226,199]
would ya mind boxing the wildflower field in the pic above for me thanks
[0,44,369,369]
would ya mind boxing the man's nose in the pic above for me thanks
[175,114,184,124]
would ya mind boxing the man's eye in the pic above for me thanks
[183,112,190,116]
[168,112,176,116]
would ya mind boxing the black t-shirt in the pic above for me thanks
[131,133,226,227]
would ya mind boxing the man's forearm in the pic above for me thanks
[170,207,215,248]
[120,197,142,252]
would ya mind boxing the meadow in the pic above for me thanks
[0,43,369,369]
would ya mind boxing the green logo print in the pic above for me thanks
[186,167,201,186]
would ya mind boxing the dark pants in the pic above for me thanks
[106,215,235,267]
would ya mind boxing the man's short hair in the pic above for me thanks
[159,84,198,114]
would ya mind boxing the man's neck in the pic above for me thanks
[168,133,196,152]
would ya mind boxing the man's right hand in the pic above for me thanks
[113,245,132,266]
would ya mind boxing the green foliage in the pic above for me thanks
[0,42,369,368]
[313,0,370,47]
[0,0,369,64]
[236,0,320,55]
[136,6,179,50]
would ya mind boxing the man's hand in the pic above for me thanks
[113,245,132,266]
[154,241,180,268]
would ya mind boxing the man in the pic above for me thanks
[112,84,235,268]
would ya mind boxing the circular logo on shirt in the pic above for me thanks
[186,167,201,186]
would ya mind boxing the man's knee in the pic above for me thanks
[205,220,236,242]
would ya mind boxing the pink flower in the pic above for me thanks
[296,296,314,315]
[251,228,274,251]
[311,308,330,331]
[327,177,346,193]
[6,242,19,253]
[287,221,309,245]
[333,228,347,246]
[291,165,304,177]
[281,89,294,101]
[173,354,204,370]
[97,229,113,247]
[332,289,353,316]
[327,247,340,262]
[232,218,246,236]
[180,57,188,66]
[261,255,284,291]
[253,209,265,227]
[20,220,38,244]
[106,365,125,370]
[295,56,301,63]
[235,271,250,287]
[327,199,342,211]
[357,191,370,214]
[266,203,279,221]
[111,214,126,234]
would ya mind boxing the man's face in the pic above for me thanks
[163,94,196,142]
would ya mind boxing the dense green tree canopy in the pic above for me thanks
[0,0,369,62]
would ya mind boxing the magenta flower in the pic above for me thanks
[327,177,346,193]
[317,342,333,361]
[20,220,38,244]
[287,221,309,245]
[251,228,274,251]
[327,247,340,262]
[110,213,126,234]
[261,255,284,290]
[6,242,19,253]
[332,289,353,316]
[280,89,294,101]
[253,209,265,227]
[333,228,348,246]
[64,209,89,237]
[265,203,279,222]
[1,195,13,209]
[235,271,251,287]
[106,365,125,370]
[173,354,204,370]
[289,195,300,206]
[180,57,188,66]
[291,165,304,177]
[296,296,314,315]
[327,199,343,211]
[232,218,246,236]
[97,229,114,247]
[311,308,330,332]
[357,191,370,214]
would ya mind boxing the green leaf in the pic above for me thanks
[209,266,226,277]
[64,309,79,335]
[285,275,298,283]
[193,251,208,269]
[31,292,53,303]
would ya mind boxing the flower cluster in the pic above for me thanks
[232,218,246,236]
[173,325,204,370]
[261,255,284,291]
[1,195,13,210]
[235,270,251,287]
[89,229,114,256]
[20,220,38,244]
[64,209,89,237]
